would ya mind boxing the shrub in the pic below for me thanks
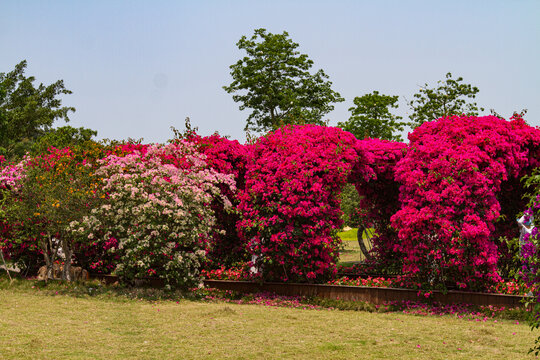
[392,115,540,291]
[68,142,235,289]
[238,125,358,282]
[1,144,106,279]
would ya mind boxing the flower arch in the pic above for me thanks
[349,138,407,273]
[236,125,406,282]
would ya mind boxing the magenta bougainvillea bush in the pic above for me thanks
[237,125,359,282]
[392,115,540,291]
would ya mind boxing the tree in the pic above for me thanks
[1,143,105,281]
[30,125,97,155]
[408,72,484,128]
[338,91,406,141]
[0,60,75,159]
[224,28,344,133]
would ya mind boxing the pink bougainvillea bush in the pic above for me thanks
[237,125,359,283]
[349,138,407,273]
[392,115,540,291]
[68,142,235,289]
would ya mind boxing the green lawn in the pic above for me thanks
[0,279,536,359]
[338,228,364,263]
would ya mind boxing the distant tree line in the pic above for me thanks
[0,28,517,162]
[224,28,495,142]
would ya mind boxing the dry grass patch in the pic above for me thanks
[0,287,536,359]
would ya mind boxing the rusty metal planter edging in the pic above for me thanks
[89,274,528,308]
[203,280,528,308]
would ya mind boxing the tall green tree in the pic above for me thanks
[338,91,406,141]
[0,60,75,159]
[408,72,484,128]
[224,28,344,133]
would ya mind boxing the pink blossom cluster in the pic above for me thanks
[0,156,28,190]
[392,115,540,291]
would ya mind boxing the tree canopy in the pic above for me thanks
[338,91,406,141]
[0,60,75,159]
[223,28,344,134]
[408,72,484,128]
[30,125,97,155]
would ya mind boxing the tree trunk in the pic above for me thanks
[61,238,72,281]
[357,227,372,260]
[42,233,61,281]
[41,238,52,281]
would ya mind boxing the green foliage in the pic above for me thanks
[497,236,521,280]
[408,72,484,128]
[522,167,540,206]
[339,183,361,227]
[30,126,97,155]
[338,91,406,141]
[0,60,75,160]
[224,28,344,133]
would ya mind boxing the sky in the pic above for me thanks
[1,0,539,143]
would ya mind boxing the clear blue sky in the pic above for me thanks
[1,0,539,143]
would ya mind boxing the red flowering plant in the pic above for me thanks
[237,125,358,283]
[391,115,540,292]
[0,216,43,276]
[201,264,253,281]
[328,276,395,288]
[0,142,108,280]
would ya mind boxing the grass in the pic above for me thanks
[0,276,537,359]
[338,227,364,263]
